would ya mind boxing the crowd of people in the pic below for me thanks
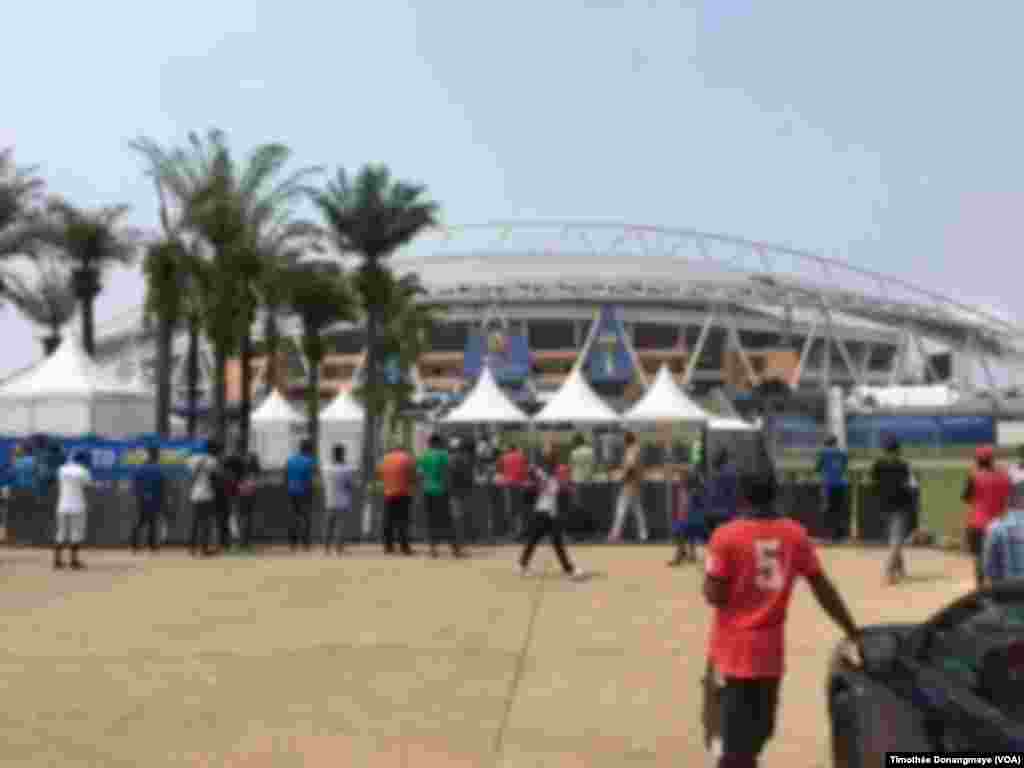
[22,431,1024,767]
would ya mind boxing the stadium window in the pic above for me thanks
[528,320,575,350]
[868,345,897,372]
[738,330,782,349]
[429,322,470,352]
[633,323,678,350]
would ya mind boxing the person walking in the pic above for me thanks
[518,445,587,580]
[962,444,1011,588]
[131,446,164,553]
[816,435,850,543]
[568,433,595,539]
[448,438,475,553]
[871,439,915,585]
[669,462,704,566]
[188,441,221,557]
[418,434,461,558]
[702,472,859,768]
[285,439,316,552]
[378,443,416,555]
[321,444,356,555]
[609,431,648,542]
[235,452,261,549]
[54,451,93,570]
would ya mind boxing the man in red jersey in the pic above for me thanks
[702,473,859,768]
[962,444,1011,588]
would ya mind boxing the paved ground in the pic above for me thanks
[0,543,974,767]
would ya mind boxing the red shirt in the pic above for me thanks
[706,517,822,679]
[498,449,529,487]
[378,450,414,499]
[967,468,1011,531]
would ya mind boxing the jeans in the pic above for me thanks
[610,487,648,541]
[886,508,908,577]
[190,500,216,554]
[450,494,468,549]
[383,495,413,554]
[520,512,574,573]
[289,493,313,550]
[425,493,459,554]
[824,485,850,541]
[132,503,161,551]
[323,505,349,552]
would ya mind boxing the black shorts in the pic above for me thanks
[966,527,985,557]
[703,663,780,756]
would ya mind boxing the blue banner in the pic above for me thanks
[584,306,634,384]
[845,415,994,449]
[462,330,531,385]
[0,435,207,486]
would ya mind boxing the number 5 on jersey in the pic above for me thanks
[755,539,784,591]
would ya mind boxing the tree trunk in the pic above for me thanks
[359,307,380,487]
[239,323,253,453]
[42,333,61,356]
[81,296,95,357]
[307,359,321,463]
[264,313,280,394]
[214,345,228,447]
[72,267,100,357]
[155,316,173,437]
[186,317,200,438]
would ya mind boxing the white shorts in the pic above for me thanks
[55,512,87,545]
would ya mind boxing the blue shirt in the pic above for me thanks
[13,456,36,490]
[984,510,1024,582]
[134,463,165,511]
[286,454,316,496]
[817,447,849,488]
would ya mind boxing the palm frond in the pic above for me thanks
[7,255,77,330]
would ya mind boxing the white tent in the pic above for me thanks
[319,387,364,466]
[443,366,529,424]
[624,364,709,424]
[0,335,155,436]
[709,416,758,432]
[532,368,620,424]
[251,389,304,468]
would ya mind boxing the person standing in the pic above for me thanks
[131,446,164,553]
[609,431,648,542]
[568,433,595,539]
[378,443,416,555]
[816,435,850,543]
[448,438,475,553]
[321,444,356,555]
[285,439,316,552]
[188,441,221,557]
[498,443,529,539]
[871,439,915,585]
[234,452,261,550]
[982,465,1024,584]
[702,473,859,767]
[519,445,587,580]
[668,463,702,566]
[54,451,93,570]
[962,444,1011,588]
[418,434,461,558]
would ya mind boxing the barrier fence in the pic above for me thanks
[2,475,923,549]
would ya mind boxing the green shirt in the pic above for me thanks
[417,449,449,496]
[569,445,595,483]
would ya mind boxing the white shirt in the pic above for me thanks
[322,462,356,511]
[57,462,92,515]
[188,455,218,503]
[534,468,560,516]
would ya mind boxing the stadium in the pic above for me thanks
[92,221,1024,423]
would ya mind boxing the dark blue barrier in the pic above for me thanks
[847,414,995,449]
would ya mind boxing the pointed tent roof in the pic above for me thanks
[0,334,149,399]
[532,368,620,424]
[624,364,710,423]
[252,389,302,424]
[443,365,529,423]
[320,387,364,423]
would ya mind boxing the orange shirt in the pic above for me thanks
[378,450,414,499]
[705,517,822,679]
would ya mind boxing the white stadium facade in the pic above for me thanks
[90,222,1024,418]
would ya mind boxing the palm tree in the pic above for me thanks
[31,200,140,357]
[6,254,77,355]
[131,130,321,446]
[311,165,439,484]
[0,148,46,294]
[284,260,356,458]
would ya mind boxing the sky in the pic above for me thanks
[2,0,1023,378]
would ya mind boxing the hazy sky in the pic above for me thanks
[2,1,1022,377]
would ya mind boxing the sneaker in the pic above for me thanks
[53,561,65,570]
[569,569,588,581]
[519,564,531,577]
[70,561,85,571]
